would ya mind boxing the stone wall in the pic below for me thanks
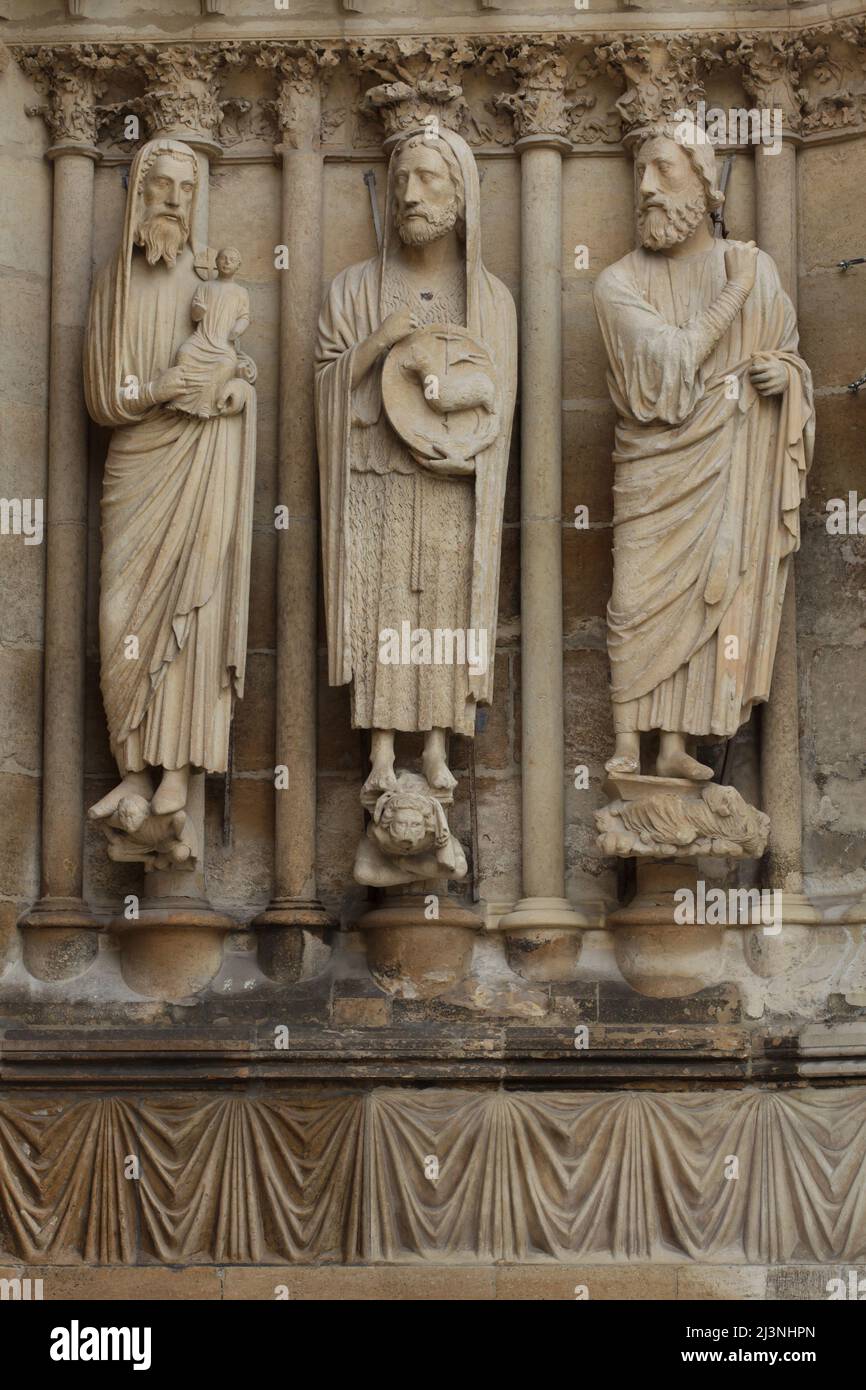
[0,12,864,1046]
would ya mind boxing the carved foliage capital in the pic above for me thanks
[19,44,114,146]
[493,40,572,141]
[595,34,705,139]
[256,41,339,147]
[725,33,807,132]
[129,43,245,142]
[349,37,477,139]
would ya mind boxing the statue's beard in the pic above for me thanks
[135,213,190,267]
[638,193,709,251]
[396,198,459,246]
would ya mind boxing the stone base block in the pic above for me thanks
[608,862,724,997]
[253,899,334,983]
[111,901,235,1000]
[359,890,480,998]
[19,898,101,981]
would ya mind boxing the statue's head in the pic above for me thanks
[133,145,197,268]
[216,246,241,278]
[370,789,449,858]
[115,794,150,834]
[634,123,724,252]
[391,133,466,247]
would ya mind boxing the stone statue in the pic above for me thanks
[315,128,517,822]
[99,795,197,872]
[84,138,257,849]
[169,246,250,418]
[593,119,814,790]
[354,771,468,887]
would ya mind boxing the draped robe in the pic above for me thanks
[593,241,814,737]
[315,129,517,736]
[84,139,256,776]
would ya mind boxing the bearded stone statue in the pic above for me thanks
[315,127,516,884]
[85,138,256,849]
[593,121,814,798]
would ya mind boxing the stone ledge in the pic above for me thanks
[0,1263,860,1301]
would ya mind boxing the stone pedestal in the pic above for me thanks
[110,774,234,1000]
[600,775,768,997]
[359,881,480,999]
[608,860,725,998]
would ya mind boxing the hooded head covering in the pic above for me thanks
[86,137,208,428]
[380,126,484,332]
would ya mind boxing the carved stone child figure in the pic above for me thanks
[100,794,197,872]
[170,247,250,418]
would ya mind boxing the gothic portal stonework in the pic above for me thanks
[1,0,866,1303]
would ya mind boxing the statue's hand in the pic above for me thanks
[150,366,189,403]
[749,353,788,396]
[236,351,257,385]
[215,378,250,416]
[378,309,420,351]
[724,240,758,295]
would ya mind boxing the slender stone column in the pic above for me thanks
[497,52,589,979]
[20,62,104,982]
[254,56,332,981]
[748,96,819,929]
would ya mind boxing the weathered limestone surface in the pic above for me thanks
[0,0,865,1292]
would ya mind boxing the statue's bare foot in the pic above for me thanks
[422,751,457,792]
[152,766,190,816]
[89,771,153,821]
[605,754,640,775]
[363,763,398,796]
[656,751,714,782]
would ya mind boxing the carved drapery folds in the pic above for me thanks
[1,1087,865,1265]
[13,24,866,156]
